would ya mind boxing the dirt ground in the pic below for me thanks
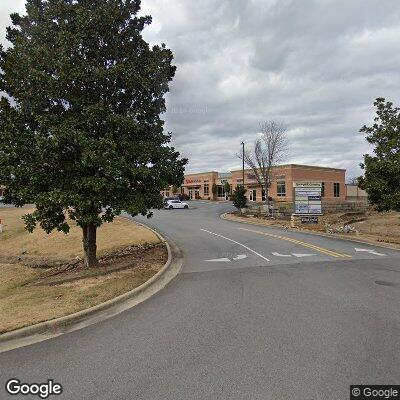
[323,210,400,246]
[227,210,400,248]
[0,207,168,333]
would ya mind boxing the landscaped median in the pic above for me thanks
[222,210,400,250]
[0,207,176,337]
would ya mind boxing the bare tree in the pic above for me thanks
[346,177,359,185]
[241,121,288,215]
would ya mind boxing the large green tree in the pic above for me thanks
[0,0,187,267]
[359,98,400,211]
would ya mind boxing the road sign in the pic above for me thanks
[293,182,322,214]
[301,216,319,224]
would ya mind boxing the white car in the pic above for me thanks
[164,199,189,209]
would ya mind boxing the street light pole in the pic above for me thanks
[241,142,245,187]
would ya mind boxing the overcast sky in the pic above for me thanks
[2,1,400,177]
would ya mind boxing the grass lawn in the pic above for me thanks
[0,207,159,263]
[0,207,167,334]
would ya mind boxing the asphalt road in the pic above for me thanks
[1,202,400,400]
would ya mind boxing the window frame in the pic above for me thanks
[277,180,286,197]
[334,182,340,197]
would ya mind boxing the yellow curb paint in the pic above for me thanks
[239,227,352,258]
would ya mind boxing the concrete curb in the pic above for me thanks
[220,212,400,252]
[0,221,184,353]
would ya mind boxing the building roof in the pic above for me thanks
[230,163,346,173]
[184,171,218,177]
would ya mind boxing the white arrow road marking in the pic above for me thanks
[200,229,270,262]
[355,248,386,256]
[232,254,247,260]
[272,252,292,257]
[205,258,231,262]
[292,253,317,258]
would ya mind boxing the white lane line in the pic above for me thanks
[200,229,270,262]
[355,248,386,256]
[205,258,231,262]
[292,253,317,258]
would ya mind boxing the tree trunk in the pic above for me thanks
[82,224,98,268]
[264,184,270,216]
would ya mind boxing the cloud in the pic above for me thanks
[140,0,400,177]
[2,0,400,178]
[0,1,25,47]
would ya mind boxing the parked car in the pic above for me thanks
[164,196,180,202]
[164,199,189,209]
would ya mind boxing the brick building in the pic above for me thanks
[162,164,346,203]
[231,164,346,203]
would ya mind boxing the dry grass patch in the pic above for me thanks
[0,207,159,265]
[325,210,400,246]
[0,207,168,333]
[227,210,400,248]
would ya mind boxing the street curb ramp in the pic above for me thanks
[0,221,184,353]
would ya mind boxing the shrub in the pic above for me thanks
[232,186,247,210]
[224,182,231,195]
[179,193,190,201]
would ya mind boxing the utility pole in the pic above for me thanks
[241,142,245,187]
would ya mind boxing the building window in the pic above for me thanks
[334,183,340,197]
[277,181,286,197]
[262,190,266,201]
[217,186,225,197]
[204,184,209,196]
[321,182,325,197]
[165,192,169,198]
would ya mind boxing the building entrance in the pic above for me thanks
[189,189,200,200]
[249,189,257,201]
